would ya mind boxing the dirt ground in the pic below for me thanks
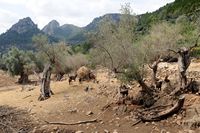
[1,62,200,133]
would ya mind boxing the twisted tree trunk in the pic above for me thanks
[38,64,53,101]
[149,57,162,87]
[177,48,190,89]
[18,72,29,84]
[56,72,65,81]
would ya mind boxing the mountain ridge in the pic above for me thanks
[0,0,200,51]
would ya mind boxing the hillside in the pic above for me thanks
[42,20,83,43]
[138,0,200,32]
[0,0,200,51]
[42,13,121,44]
[0,17,41,52]
[0,18,58,52]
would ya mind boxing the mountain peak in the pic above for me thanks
[42,20,60,35]
[48,20,60,27]
[9,17,37,34]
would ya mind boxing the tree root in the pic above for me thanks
[140,95,185,122]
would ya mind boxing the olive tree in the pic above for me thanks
[90,3,137,73]
[3,47,36,84]
[32,34,72,100]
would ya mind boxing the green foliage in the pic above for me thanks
[137,0,200,34]
[71,42,93,54]
[3,47,36,76]
[32,34,88,74]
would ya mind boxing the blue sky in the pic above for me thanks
[0,0,175,34]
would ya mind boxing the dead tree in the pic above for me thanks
[148,56,162,88]
[169,34,200,90]
[169,47,198,90]
[38,64,54,101]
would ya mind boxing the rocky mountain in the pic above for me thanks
[84,13,121,31]
[0,0,200,51]
[0,17,42,52]
[42,20,60,35]
[42,13,121,44]
[42,20,82,43]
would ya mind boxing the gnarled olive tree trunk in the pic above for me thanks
[38,64,54,101]
[18,72,29,84]
[55,72,65,81]
[177,47,191,89]
[148,57,162,87]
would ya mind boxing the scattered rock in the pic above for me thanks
[76,131,84,133]
[104,129,110,133]
[183,130,195,133]
[86,111,93,116]
[53,126,59,131]
[100,121,104,124]
[113,129,118,133]
[68,108,77,113]
[115,117,120,120]
[135,127,139,129]
[176,120,181,125]
[160,129,167,133]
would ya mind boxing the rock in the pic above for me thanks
[115,117,120,120]
[86,123,91,126]
[161,129,167,133]
[104,129,110,133]
[124,116,130,121]
[53,126,59,131]
[145,122,149,125]
[109,120,114,123]
[100,121,104,124]
[176,120,181,125]
[135,127,139,129]
[76,131,84,133]
[112,106,119,111]
[113,129,118,133]
[183,129,195,133]
[115,124,120,127]
[86,111,93,116]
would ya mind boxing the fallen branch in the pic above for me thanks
[142,104,173,112]
[140,95,185,122]
[45,119,98,125]
[131,119,141,127]
[101,102,113,111]
[22,95,31,99]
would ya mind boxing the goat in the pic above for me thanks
[68,74,77,85]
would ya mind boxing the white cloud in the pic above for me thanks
[0,0,175,33]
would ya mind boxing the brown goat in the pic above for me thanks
[89,72,97,83]
[68,74,77,85]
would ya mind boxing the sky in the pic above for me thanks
[0,0,175,34]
